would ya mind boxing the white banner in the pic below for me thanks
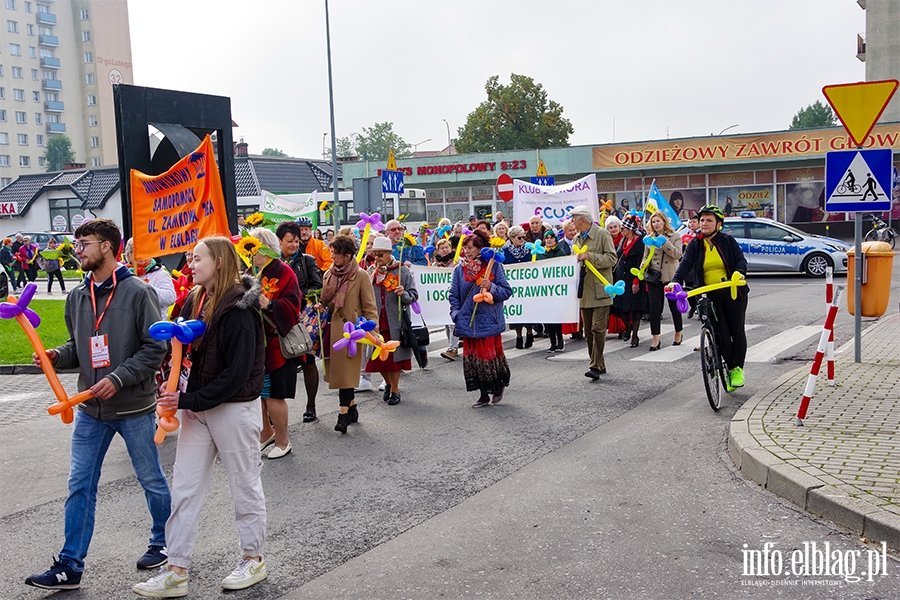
[259,189,317,222]
[512,174,599,226]
[409,255,580,326]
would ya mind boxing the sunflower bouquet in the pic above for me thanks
[319,199,334,221]
[234,234,280,273]
[240,212,276,236]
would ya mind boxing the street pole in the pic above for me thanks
[854,210,862,363]
[442,119,451,154]
[325,0,340,232]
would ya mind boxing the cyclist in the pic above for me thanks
[671,205,749,392]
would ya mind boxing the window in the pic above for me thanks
[88,115,98,127]
[5,0,16,9]
[33,112,40,124]
[11,66,22,79]
[0,88,4,99]
[85,73,94,85]
[35,133,42,145]
[0,109,6,120]
[38,25,50,35]
[0,65,3,76]
[44,91,57,101]
[46,113,58,123]
[42,70,56,80]
[24,0,30,11]
[28,46,35,58]
[0,133,7,144]
[17,133,27,145]
[31,69,38,81]
[86,94,96,106]
[32,91,39,102]
[35,3,48,13]
[80,8,89,20]
[83,52,93,64]
[13,88,24,101]
[39,48,52,58]
[9,43,21,56]
[15,111,26,123]
[0,177,11,187]
[0,156,10,167]
[7,20,19,33]
[26,23,33,36]
[81,30,90,42]
[91,157,100,167]
[90,136,99,147]
[19,155,29,167]
[37,156,44,167]
[747,222,792,242]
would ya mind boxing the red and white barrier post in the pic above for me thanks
[797,285,844,426]
[825,267,835,387]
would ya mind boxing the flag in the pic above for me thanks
[259,190,318,226]
[645,181,683,230]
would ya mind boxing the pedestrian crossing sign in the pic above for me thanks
[824,148,893,212]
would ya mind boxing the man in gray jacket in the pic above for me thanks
[25,219,171,591]
[571,206,618,380]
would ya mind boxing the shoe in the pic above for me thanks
[524,333,534,348]
[47,291,52,295]
[729,367,745,388]
[630,340,639,348]
[584,368,601,380]
[347,404,358,424]
[515,337,524,350]
[133,567,188,597]
[491,389,504,404]
[556,340,565,352]
[441,349,458,361]
[546,346,557,353]
[335,412,350,434]
[25,557,82,590]
[260,433,275,451]
[383,387,391,402]
[687,307,696,319]
[421,354,429,369]
[378,381,386,392]
[137,545,168,569]
[387,392,401,406]
[472,397,490,408]
[725,378,736,393]
[649,345,660,352]
[302,411,317,423]
[355,376,373,392]
[266,443,292,459]
[221,556,267,591]
[672,340,682,346]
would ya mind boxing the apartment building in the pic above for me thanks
[857,0,900,122]
[0,0,132,188]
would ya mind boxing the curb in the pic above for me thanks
[729,367,900,549]
[0,365,78,375]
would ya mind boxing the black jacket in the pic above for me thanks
[285,251,322,298]
[672,231,749,297]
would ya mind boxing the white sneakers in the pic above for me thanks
[221,556,267,590]
[133,557,267,597]
[355,376,373,392]
[132,567,188,598]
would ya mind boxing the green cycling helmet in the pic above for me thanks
[697,204,725,222]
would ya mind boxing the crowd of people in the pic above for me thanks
[22,202,748,595]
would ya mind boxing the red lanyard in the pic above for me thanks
[89,269,117,334]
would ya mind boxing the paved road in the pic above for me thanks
[2,274,898,598]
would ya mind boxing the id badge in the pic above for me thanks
[90,334,111,369]
[178,358,192,393]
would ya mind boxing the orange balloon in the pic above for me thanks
[154,340,182,445]
[61,407,74,424]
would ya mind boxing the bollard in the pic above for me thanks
[797,286,844,425]
[824,267,835,387]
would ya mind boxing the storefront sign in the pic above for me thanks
[592,125,900,170]
[709,172,755,187]
[512,174,598,225]
[409,256,579,326]
[0,202,16,215]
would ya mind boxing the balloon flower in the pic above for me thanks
[681,231,697,246]
[599,199,613,227]
[436,225,452,239]
[572,244,626,298]
[0,282,93,424]
[630,235,667,281]
[628,209,644,219]
[148,317,207,444]
[355,318,399,361]
[333,321,367,357]
[665,272,747,314]
[525,239,545,262]
[468,248,500,327]
[355,212,384,262]
[664,283,690,314]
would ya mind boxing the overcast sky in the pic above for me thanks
[128,0,866,159]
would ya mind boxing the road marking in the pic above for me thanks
[631,324,761,362]
[744,325,821,363]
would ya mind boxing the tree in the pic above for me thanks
[261,147,288,157]
[455,74,574,153]
[44,135,76,172]
[789,100,837,130]
[325,133,359,159]
[355,122,411,161]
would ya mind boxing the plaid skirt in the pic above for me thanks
[462,335,510,395]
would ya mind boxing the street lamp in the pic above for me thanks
[718,124,739,136]
[442,119,452,154]
[324,0,339,231]
[413,138,431,153]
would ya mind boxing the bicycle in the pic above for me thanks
[696,294,729,411]
[863,214,897,249]
[836,181,860,195]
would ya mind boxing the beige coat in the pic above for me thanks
[322,267,378,390]
[641,231,683,283]
[577,224,618,309]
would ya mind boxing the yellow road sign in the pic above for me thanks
[822,80,899,147]
[387,149,397,171]
[536,159,548,177]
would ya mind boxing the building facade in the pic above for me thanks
[858,0,900,123]
[0,0,132,187]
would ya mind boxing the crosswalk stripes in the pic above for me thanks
[743,325,821,363]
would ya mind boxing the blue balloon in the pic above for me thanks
[480,248,495,261]
[149,318,206,343]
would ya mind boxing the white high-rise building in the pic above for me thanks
[857,0,900,122]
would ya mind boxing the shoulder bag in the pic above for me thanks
[263,312,313,359]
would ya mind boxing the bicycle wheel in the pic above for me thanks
[700,325,722,411]
[864,229,877,243]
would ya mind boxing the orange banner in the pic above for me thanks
[130,135,229,260]
[592,124,900,170]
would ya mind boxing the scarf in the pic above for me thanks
[504,242,531,263]
[321,259,359,309]
[433,250,455,267]
[462,256,488,283]
[371,258,400,291]
[133,258,158,277]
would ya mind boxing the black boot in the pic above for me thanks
[347,404,358,424]
[335,412,350,434]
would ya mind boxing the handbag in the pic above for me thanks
[300,304,329,357]
[263,312,313,359]
[399,309,430,348]
[644,268,662,285]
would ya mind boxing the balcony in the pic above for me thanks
[46,123,66,133]
[35,12,57,25]
[40,57,60,69]
[38,34,59,47]
[42,79,62,90]
[857,33,866,62]
[44,101,64,112]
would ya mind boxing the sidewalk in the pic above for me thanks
[729,311,900,549]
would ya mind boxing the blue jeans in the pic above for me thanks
[60,410,171,571]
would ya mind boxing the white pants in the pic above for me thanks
[165,399,266,568]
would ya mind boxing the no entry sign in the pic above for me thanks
[497,173,514,202]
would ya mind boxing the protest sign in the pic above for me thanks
[409,255,579,326]
[512,174,599,226]
[259,189,318,225]
[130,135,230,260]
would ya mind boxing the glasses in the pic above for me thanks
[515,235,526,239]
[74,240,104,251]
[386,227,403,232]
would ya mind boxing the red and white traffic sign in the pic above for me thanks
[497,173,514,202]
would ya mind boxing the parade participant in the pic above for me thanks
[524,215,546,243]
[320,234,378,434]
[684,214,701,318]
[276,221,322,424]
[325,229,335,246]
[132,236,267,597]
[296,216,333,272]
[11,233,26,288]
[365,237,418,405]
[448,229,513,408]
[431,217,452,247]
[125,238,177,318]
[605,216,623,248]
[672,205,749,391]
[613,215,647,347]
[248,228,301,459]
[313,229,324,241]
[642,212,684,351]
[571,206,617,379]
[493,210,505,226]
[17,235,40,283]
[26,219,171,591]
[44,237,67,295]
[468,214,478,230]
[539,229,568,352]
[475,220,491,234]
[560,220,578,255]
[385,219,427,266]
[434,239,462,361]
[492,221,510,243]
[1,237,16,292]
[503,226,534,348]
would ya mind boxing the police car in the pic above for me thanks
[719,214,849,278]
